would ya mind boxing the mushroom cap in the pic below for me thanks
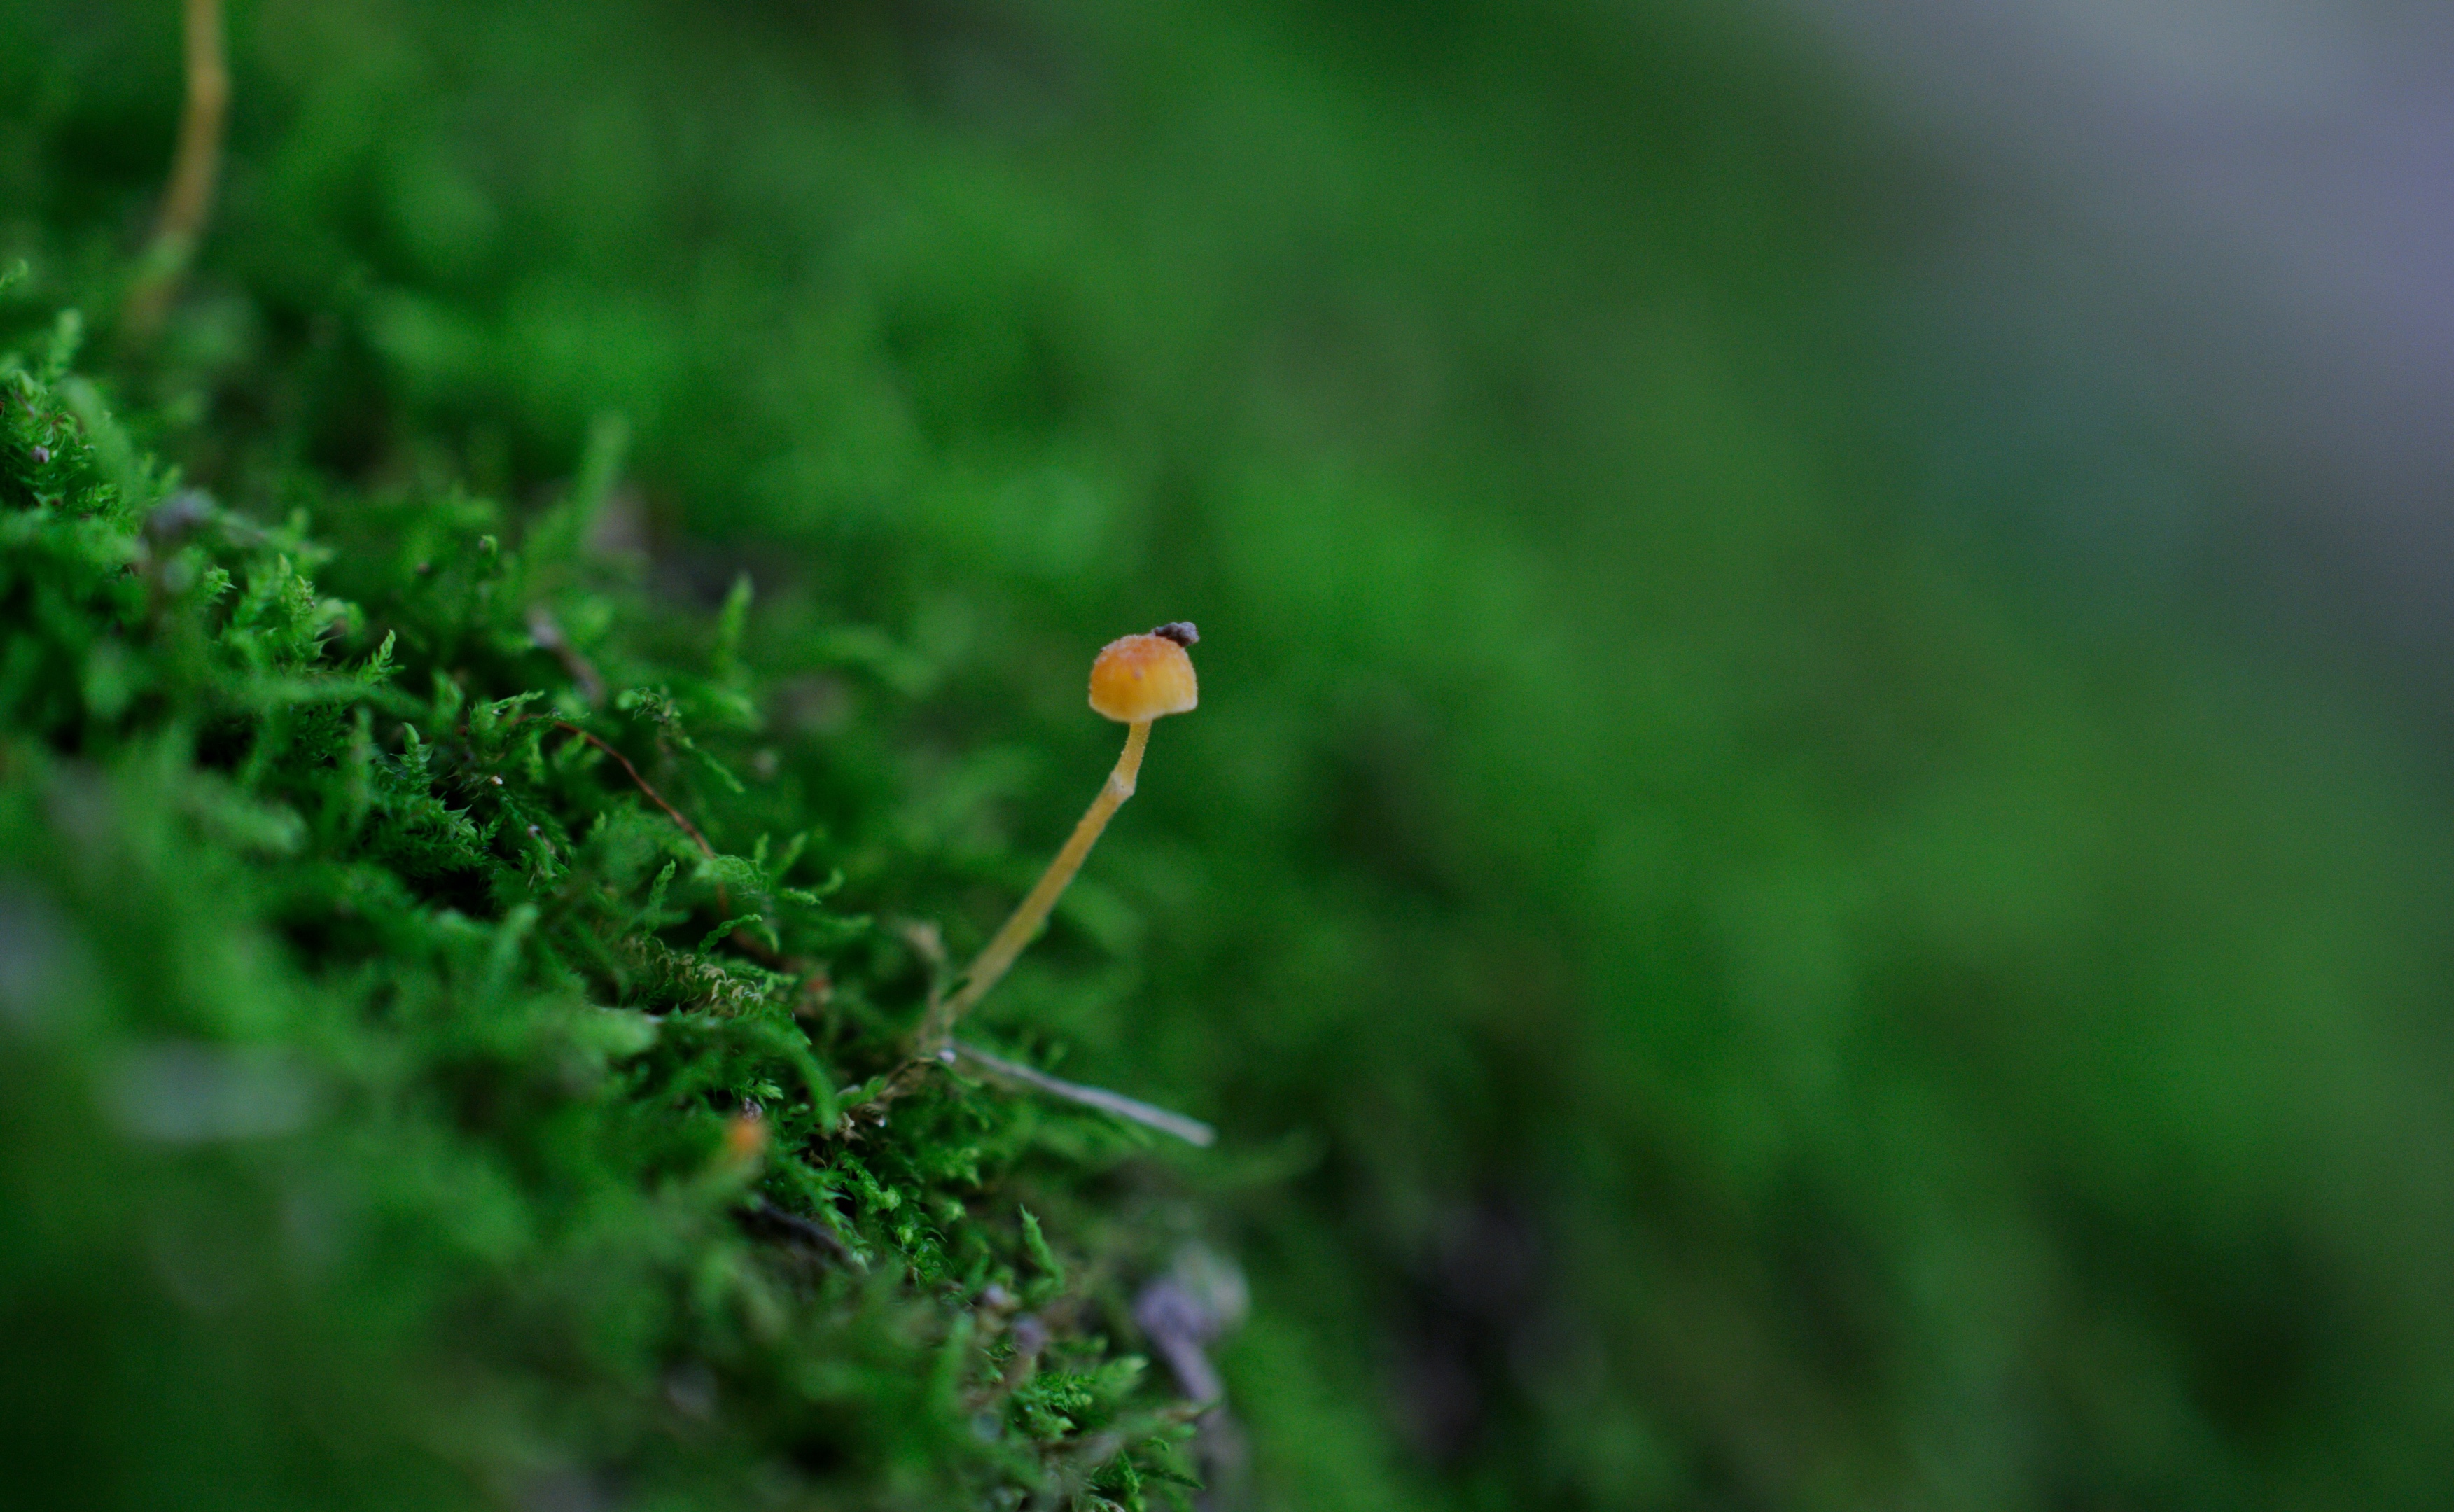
[1089,632,1199,722]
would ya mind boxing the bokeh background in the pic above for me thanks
[9,0,2454,1506]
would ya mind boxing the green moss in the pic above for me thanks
[0,309,1201,1509]
[13,3,2454,1508]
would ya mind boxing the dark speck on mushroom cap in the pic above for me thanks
[1152,622,1198,648]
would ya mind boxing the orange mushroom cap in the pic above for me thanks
[1088,626,1199,722]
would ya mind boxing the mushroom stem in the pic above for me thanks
[926,720,1152,1044]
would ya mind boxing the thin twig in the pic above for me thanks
[550,719,714,860]
[123,0,228,342]
[510,715,798,966]
[951,1040,1215,1147]
[544,717,745,926]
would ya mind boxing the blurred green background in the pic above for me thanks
[9,0,2454,1506]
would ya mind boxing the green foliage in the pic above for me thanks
[0,322,1201,1509]
[8,3,2454,1511]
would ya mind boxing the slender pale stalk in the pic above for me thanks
[924,720,1150,1044]
[159,0,230,254]
[949,1039,1215,1147]
[123,0,228,341]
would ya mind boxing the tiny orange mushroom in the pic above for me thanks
[927,623,1199,1042]
[1087,624,1199,723]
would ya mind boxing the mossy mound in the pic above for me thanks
[15,3,2454,1508]
[0,296,1213,1509]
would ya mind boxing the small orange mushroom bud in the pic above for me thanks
[1089,625,1199,723]
[722,1109,768,1165]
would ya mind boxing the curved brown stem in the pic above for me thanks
[548,720,714,862]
